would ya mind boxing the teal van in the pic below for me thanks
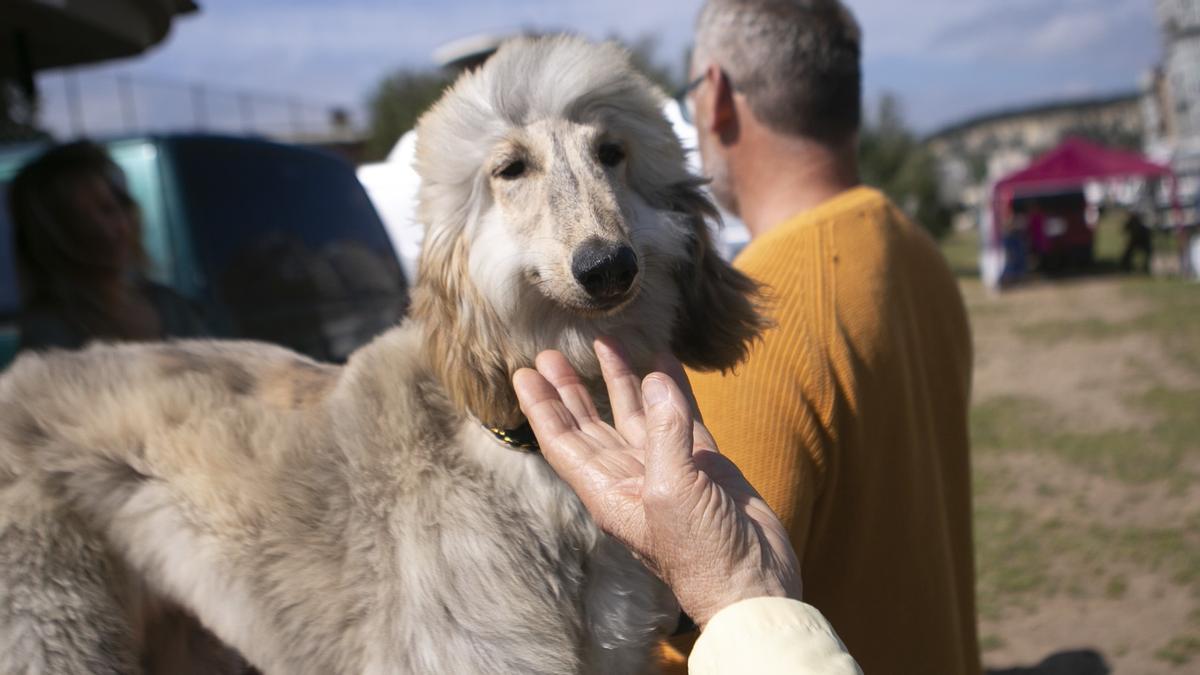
[0,135,409,370]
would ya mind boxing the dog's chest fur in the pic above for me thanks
[356,428,668,674]
[298,325,673,674]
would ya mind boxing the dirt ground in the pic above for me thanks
[962,275,1200,674]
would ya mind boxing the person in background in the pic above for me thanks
[1000,211,1029,283]
[671,1,981,673]
[1120,209,1153,274]
[1027,202,1050,272]
[513,338,861,675]
[8,141,205,351]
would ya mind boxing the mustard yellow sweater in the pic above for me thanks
[664,187,980,675]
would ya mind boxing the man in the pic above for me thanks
[665,1,981,673]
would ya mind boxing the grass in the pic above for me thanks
[974,501,1200,621]
[1155,635,1200,666]
[970,389,1200,486]
[1105,575,1128,600]
[939,227,981,278]
[1014,317,1127,342]
[1013,278,1200,358]
[973,505,1053,618]
[1124,279,1200,376]
[979,634,1007,652]
[947,229,1200,663]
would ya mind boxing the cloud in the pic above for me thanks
[931,0,1157,63]
[855,0,1158,130]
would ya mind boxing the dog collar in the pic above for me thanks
[485,421,541,454]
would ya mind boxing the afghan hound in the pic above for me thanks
[0,35,762,674]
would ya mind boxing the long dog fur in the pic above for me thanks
[0,36,763,674]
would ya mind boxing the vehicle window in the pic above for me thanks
[167,137,408,361]
[107,141,175,285]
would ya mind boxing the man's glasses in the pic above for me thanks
[675,75,705,125]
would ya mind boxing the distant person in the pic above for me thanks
[1120,210,1152,274]
[667,1,981,673]
[1027,202,1050,271]
[1001,212,1029,283]
[8,141,205,351]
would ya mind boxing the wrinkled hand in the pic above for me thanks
[512,337,802,628]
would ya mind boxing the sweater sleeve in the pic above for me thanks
[689,598,861,675]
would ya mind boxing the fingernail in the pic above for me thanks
[643,377,668,406]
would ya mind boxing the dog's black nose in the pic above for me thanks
[571,240,638,301]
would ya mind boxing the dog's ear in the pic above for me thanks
[668,183,768,372]
[412,231,525,429]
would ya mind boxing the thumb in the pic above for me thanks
[641,374,697,490]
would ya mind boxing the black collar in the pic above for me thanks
[484,421,540,454]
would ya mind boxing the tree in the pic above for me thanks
[363,70,452,162]
[859,93,952,239]
[1059,121,1143,152]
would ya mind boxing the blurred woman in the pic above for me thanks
[8,141,204,351]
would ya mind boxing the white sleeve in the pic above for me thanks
[688,597,862,675]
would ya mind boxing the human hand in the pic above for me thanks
[511,337,802,629]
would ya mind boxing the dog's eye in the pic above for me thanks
[597,143,625,167]
[496,159,527,180]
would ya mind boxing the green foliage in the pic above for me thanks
[1061,121,1144,152]
[940,227,981,278]
[363,70,453,162]
[1156,635,1200,666]
[859,93,953,239]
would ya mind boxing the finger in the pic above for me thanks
[691,419,720,455]
[513,368,581,442]
[651,352,703,423]
[594,337,648,445]
[535,350,601,423]
[641,373,699,491]
[515,367,621,487]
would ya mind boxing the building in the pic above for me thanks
[1144,0,1200,207]
[925,93,1145,227]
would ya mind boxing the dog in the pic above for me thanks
[0,36,762,674]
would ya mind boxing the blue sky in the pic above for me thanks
[38,0,1162,136]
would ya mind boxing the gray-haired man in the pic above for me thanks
[671,2,982,673]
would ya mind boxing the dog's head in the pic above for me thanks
[413,36,764,427]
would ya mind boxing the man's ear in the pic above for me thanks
[708,65,738,138]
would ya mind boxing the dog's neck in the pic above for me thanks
[409,260,668,429]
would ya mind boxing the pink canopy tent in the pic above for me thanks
[990,137,1181,245]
